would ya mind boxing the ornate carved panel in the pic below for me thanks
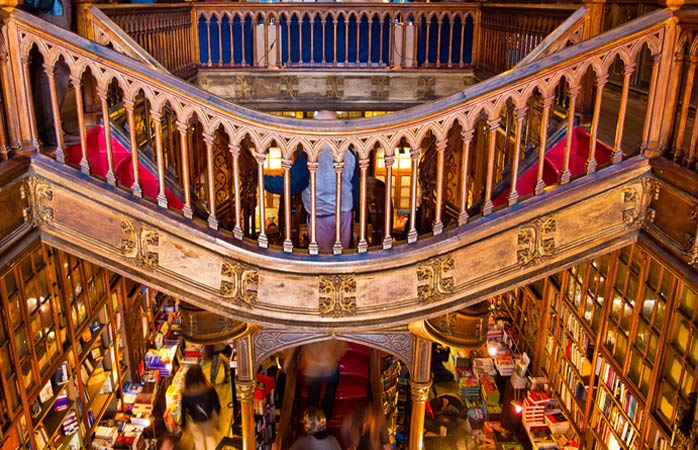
[416,255,455,303]
[28,176,54,225]
[319,275,356,317]
[234,76,254,99]
[371,76,389,100]
[418,76,436,99]
[119,218,159,268]
[325,76,344,99]
[517,216,557,267]
[280,76,299,100]
[220,259,258,307]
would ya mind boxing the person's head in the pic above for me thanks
[157,433,179,450]
[184,364,209,389]
[314,110,337,121]
[303,408,327,434]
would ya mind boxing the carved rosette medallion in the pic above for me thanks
[325,76,344,99]
[319,275,356,317]
[280,76,299,99]
[517,216,557,267]
[119,219,159,268]
[220,259,259,307]
[371,76,389,99]
[27,177,54,225]
[416,255,455,304]
[622,187,641,227]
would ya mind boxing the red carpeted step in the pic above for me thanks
[338,352,369,377]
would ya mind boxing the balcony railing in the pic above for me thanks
[0,4,678,258]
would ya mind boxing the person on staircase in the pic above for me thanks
[300,339,348,420]
[289,408,341,450]
[341,399,391,450]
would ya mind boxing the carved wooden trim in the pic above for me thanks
[220,259,259,307]
[27,176,54,225]
[280,76,299,100]
[319,275,356,317]
[371,76,389,100]
[416,255,455,304]
[325,76,344,99]
[119,218,159,268]
[517,216,557,267]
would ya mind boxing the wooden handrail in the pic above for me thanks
[1,6,674,257]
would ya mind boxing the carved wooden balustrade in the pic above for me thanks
[0,6,679,258]
[96,4,197,78]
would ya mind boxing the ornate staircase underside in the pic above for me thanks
[24,154,652,331]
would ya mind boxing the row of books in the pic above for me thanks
[598,360,643,426]
[595,387,639,448]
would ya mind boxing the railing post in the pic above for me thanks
[561,85,579,185]
[229,143,243,240]
[458,128,474,226]
[96,85,116,186]
[407,146,421,244]
[586,72,608,175]
[482,116,500,216]
[177,120,193,220]
[332,158,344,255]
[612,63,635,164]
[0,21,20,153]
[534,95,554,195]
[203,132,219,230]
[382,153,394,250]
[282,156,293,253]
[124,98,142,198]
[189,0,200,71]
[308,158,319,255]
[509,106,527,205]
[433,139,447,235]
[357,155,369,253]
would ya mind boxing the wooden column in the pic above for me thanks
[177,120,193,219]
[96,86,116,186]
[383,153,395,250]
[333,158,345,255]
[44,63,65,163]
[203,132,218,229]
[561,86,579,185]
[71,75,90,175]
[124,99,142,198]
[672,56,697,163]
[534,95,553,195]
[255,149,268,248]
[458,128,474,226]
[508,106,527,205]
[612,63,635,164]
[230,143,244,240]
[407,147,421,244]
[482,116,500,215]
[586,73,608,175]
[433,139,447,235]
[408,336,432,450]
[151,109,168,209]
[235,336,256,450]
[282,156,293,253]
[357,155,369,253]
[308,159,319,255]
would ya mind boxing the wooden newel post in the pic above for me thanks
[577,0,607,121]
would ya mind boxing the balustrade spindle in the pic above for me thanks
[255,150,268,248]
[642,54,661,153]
[229,15,235,66]
[379,16,384,66]
[482,117,500,216]
[44,64,65,163]
[203,133,218,229]
[368,16,374,66]
[389,19,395,68]
[411,21,418,68]
[286,15,292,67]
[383,153,394,249]
[436,19,443,68]
[206,16,212,67]
[333,158,344,255]
[509,107,527,206]
[425,18,431,65]
[308,159,319,254]
[321,18,326,66]
[151,110,168,209]
[344,16,350,66]
[177,121,193,219]
[241,16,248,66]
[300,16,305,66]
[534,95,554,195]
[586,74,608,175]
[674,57,697,163]
[408,147,421,243]
[263,16,270,67]
[19,55,39,150]
[230,144,243,240]
[310,16,315,66]
[447,18,454,68]
[433,139,447,235]
[218,15,224,67]
[613,64,635,164]
[124,99,142,198]
[357,156,369,253]
[459,17,465,67]
[561,86,579,185]
[687,116,698,168]
[282,157,293,253]
[276,19,282,67]
[458,129,474,226]
[0,51,19,150]
[355,17,361,65]
[96,87,116,186]
[70,75,90,175]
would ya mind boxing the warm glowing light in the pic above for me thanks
[512,402,523,414]
[488,346,497,357]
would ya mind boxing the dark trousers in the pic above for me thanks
[306,367,339,420]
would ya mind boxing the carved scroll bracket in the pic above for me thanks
[27,176,54,225]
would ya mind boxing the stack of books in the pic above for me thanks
[522,390,550,431]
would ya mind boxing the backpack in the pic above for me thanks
[22,0,56,14]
